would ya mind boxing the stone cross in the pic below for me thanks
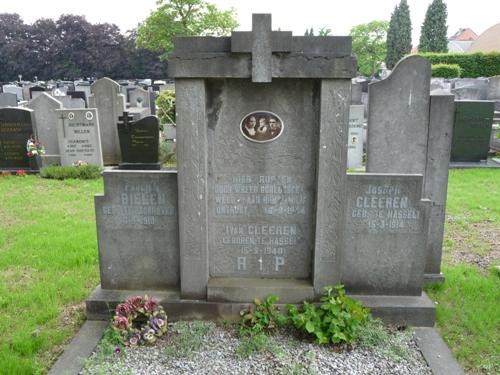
[231,14,292,83]
[117,112,134,132]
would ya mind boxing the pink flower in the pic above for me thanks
[144,298,158,312]
[126,296,144,310]
[113,316,129,330]
[128,334,140,346]
[115,303,134,317]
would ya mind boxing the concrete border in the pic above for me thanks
[414,327,465,375]
[48,320,107,375]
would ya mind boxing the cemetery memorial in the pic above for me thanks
[87,14,453,327]
[0,107,36,171]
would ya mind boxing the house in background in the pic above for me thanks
[468,23,500,53]
[447,28,477,53]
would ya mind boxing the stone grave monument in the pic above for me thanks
[27,93,63,167]
[55,108,103,166]
[366,56,455,283]
[0,93,18,107]
[2,85,23,102]
[347,105,364,169]
[0,107,35,170]
[116,112,160,170]
[89,78,126,165]
[450,100,495,162]
[87,14,438,326]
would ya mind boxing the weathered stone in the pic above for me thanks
[55,95,85,109]
[0,93,18,107]
[95,170,179,290]
[2,85,23,101]
[342,174,430,295]
[67,90,87,106]
[129,87,151,109]
[487,75,500,100]
[366,55,431,174]
[26,93,63,166]
[29,85,46,99]
[424,93,455,277]
[451,101,495,162]
[347,105,364,169]
[55,108,103,166]
[89,77,126,165]
[0,107,34,169]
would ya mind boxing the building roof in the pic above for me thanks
[468,23,500,52]
[449,28,478,41]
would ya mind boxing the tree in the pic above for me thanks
[350,21,389,77]
[385,0,412,69]
[136,0,238,60]
[0,14,32,81]
[418,0,448,52]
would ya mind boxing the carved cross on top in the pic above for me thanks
[117,112,134,132]
[231,14,292,83]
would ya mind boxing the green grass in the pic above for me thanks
[425,169,500,374]
[0,175,102,374]
[0,169,498,374]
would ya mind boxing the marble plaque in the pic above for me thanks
[56,109,103,166]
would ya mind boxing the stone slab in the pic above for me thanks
[342,174,430,296]
[0,92,18,107]
[86,286,435,326]
[56,108,103,166]
[0,107,35,169]
[366,55,431,174]
[95,170,179,290]
[414,327,465,375]
[47,320,107,375]
[207,277,314,303]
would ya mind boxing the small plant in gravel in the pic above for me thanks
[287,285,370,345]
[165,320,215,358]
[112,295,168,346]
[239,295,288,336]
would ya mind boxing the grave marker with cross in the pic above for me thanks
[231,14,292,82]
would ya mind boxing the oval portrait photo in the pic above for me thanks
[240,111,283,143]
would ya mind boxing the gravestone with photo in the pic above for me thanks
[55,108,103,166]
[87,14,438,326]
[117,112,160,170]
[89,78,126,165]
[0,107,35,170]
[26,93,63,166]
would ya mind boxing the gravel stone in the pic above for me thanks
[82,322,431,375]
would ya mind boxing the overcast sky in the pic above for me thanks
[3,0,499,46]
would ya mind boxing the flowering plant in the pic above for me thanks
[26,136,45,157]
[112,295,168,345]
[16,169,27,177]
[72,160,88,167]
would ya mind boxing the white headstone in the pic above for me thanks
[347,105,364,169]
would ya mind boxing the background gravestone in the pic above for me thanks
[129,87,151,109]
[0,108,35,169]
[347,105,364,169]
[89,77,126,165]
[95,170,179,290]
[26,93,63,166]
[117,113,160,169]
[0,93,18,107]
[367,55,431,175]
[55,108,103,166]
[55,96,86,109]
[342,174,430,295]
[450,100,495,162]
[2,85,23,101]
[29,86,46,99]
[67,91,87,107]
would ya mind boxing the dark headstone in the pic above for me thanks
[0,108,35,169]
[29,85,46,99]
[67,90,87,106]
[117,113,160,169]
[451,101,495,162]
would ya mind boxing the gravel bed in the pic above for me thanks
[82,322,431,375]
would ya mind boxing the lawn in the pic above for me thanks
[0,169,498,374]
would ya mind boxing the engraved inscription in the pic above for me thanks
[101,182,176,229]
[349,183,423,233]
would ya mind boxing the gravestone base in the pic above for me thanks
[207,278,315,303]
[118,162,161,170]
[424,273,445,284]
[86,285,435,326]
[40,154,61,167]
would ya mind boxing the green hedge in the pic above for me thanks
[431,64,462,78]
[40,165,102,180]
[419,52,500,78]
